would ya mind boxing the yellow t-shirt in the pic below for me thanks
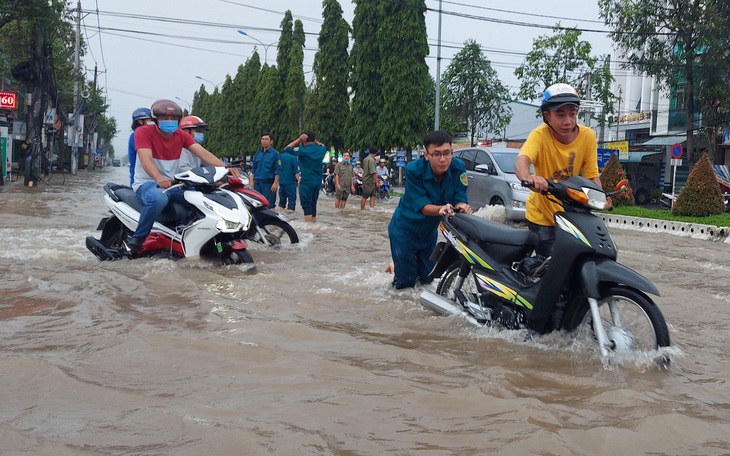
[519,124,599,226]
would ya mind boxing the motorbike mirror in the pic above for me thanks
[615,179,629,194]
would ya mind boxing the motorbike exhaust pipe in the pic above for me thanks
[419,290,480,325]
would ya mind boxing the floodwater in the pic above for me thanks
[1,166,729,456]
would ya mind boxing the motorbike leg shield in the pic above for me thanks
[427,242,460,279]
[85,236,122,261]
[581,258,660,298]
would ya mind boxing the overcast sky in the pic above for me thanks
[79,0,613,154]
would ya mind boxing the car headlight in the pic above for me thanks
[509,181,530,192]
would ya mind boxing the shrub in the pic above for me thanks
[672,153,726,216]
[599,153,634,206]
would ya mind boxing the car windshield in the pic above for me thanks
[491,153,519,173]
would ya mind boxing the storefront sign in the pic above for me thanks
[0,92,18,110]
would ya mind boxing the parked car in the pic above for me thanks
[626,173,656,205]
[452,147,529,221]
[112,159,121,167]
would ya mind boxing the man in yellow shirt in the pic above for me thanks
[515,83,605,257]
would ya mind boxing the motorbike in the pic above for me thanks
[377,174,391,200]
[419,176,671,363]
[86,166,256,265]
[322,173,336,196]
[222,171,299,247]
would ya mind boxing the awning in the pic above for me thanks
[714,164,730,187]
[619,151,663,163]
[640,135,686,146]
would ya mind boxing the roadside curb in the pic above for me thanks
[599,213,730,244]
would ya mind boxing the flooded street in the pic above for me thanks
[1,165,729,455]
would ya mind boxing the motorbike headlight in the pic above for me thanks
[583,187,607,210]
[509,181,530,193]
[216,218,243,232]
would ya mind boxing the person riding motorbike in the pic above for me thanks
[323,157,337,194]
[125,99,238,253]
[353,161,364,196]
[128,107,152,186]
[178,115,208,172]
[515,83,609,258]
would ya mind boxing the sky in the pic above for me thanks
[79,0,614,155]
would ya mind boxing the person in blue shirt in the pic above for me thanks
[278,149,300,214]
[127,107,152,186]
[284,132,328,222]
[388,130,473,289]
[250,132,281,209]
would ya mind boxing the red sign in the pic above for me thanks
[0,92,18,110]
[671,143,683,159]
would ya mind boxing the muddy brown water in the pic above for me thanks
[1,166,729,455]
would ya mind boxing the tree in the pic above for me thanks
[673,153,726,216]
[276,10,294,88]
[254,64,286,150]
[599,0,730,166]
[441,39,512,146]
[230,55,262,155]
[599,153,634,206]
[377,0,430,153]
[305,0,350,152]
[346,0,384,152]
[514,25,615,126]
[283,20,307,141]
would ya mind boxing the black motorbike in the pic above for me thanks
[420,176,670,363]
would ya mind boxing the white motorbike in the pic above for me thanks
[86,166,255,265]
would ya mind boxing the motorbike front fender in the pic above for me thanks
[428,241,460,279]
[580,258,660,298]
[251,208,288,225]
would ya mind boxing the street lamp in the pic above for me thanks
[237,29,275,65]
[195,75,223,90]
[175,96,192,111]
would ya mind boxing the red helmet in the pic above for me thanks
[150,99,183,119]
[180,115,209,131]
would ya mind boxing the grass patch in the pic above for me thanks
[606,206,730,227]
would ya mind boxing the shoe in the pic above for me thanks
[286,209,295,214]
[123,235,144,254]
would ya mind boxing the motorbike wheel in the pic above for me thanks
[436,262,479,305]
[565,286,670,359]
[222,249,255,265]
[99,216,128,250]
[253,219,299,247]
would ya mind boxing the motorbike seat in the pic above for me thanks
[104,183,190,223]
[451,213,538,247]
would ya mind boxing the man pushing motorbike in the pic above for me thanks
[515,83,609,258]
[388,130,472,289]
[125,99,238,254]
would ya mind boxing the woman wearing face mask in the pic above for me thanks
[125,99,238,254]
[178,115,209,172]
[128,107,152,186]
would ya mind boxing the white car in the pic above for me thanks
[452,147,530,221]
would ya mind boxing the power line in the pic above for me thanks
[430,0,605,25]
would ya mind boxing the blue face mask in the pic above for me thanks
[193,132,205,143]
[158,120,179,134]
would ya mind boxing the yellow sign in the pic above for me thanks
[606,141,629,161]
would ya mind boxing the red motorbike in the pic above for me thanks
[224,162,299,247]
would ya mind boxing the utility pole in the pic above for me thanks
[434,0,443,130]
[70,1,81,175]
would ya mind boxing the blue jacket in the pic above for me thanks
[127,131,137,186]
[279,151,300,185]
[251,148,282,182]
[390,156,469,237]
[284,143,327,186]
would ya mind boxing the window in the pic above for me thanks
[459,149,476,170]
